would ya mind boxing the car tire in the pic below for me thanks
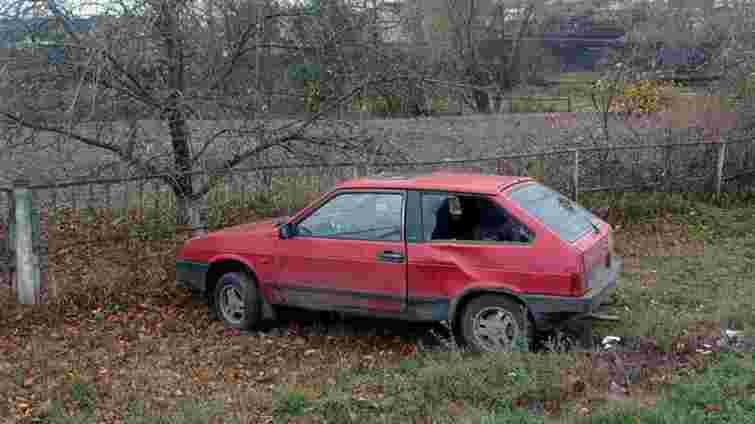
[459,295,532,353]
[213,271,261,330]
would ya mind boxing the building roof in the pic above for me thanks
[336,172,532,195]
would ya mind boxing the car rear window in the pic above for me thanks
[508,182,597,242]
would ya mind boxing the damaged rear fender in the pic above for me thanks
[448,284,531,327]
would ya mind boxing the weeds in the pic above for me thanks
[578,354,755,423]
[8,182,755,423]
[70,381,97,412]
[39,398,230,424]
[273,386,315,419]
[302,351,574,423]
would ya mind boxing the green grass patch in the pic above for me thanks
[510,97,571,113]
[273,387,312,418]
[576,354,755,424]
[607,232,755,343]
[294,350,574,423]
[579,191,755,227]
[582,193,755,346]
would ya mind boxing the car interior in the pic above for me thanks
[425,195,533,243]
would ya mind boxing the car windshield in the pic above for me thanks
[508,182,597,243]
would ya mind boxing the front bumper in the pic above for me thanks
[523,256,622,319]
[175,260,210,293]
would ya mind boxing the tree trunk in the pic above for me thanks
[169,111,194,226]
[175,192,204,236]
[161,0,194,227]
[473,89,491,113]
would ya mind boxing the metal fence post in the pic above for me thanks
[715,140,727,197]
[573,149,580,202]
[13,179,37,305]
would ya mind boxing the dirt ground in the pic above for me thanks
[0,216,728,423]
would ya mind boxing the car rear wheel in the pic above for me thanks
[213,271,261,330]
[459,295,532,353]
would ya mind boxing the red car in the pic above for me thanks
[176,173,621,352]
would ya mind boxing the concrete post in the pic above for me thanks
[191,199,209,238]
[573,149,580,202]
[715,141,727,197]
[13,179,37,305]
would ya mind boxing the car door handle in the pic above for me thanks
[377,250,405,263]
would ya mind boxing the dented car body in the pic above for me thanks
[176,173,621,352]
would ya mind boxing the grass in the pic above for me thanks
[510,97,572,113]
[290,190,755,423]
[51,174,322,243]
[574,354,755,424]
[3,188,755,423]
[40,398,230,424]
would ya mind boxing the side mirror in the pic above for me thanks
[279,223,293,239]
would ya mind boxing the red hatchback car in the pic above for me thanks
[176,173,621,352]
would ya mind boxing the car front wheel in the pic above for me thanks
[213,271,260,330]
[459,295,532,353]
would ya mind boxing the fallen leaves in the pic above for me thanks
[190,367,211,385]
[14,398,33,418]
[222,367,241,385]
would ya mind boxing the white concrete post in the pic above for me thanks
[14,179,37,305]
[715,141,727,197]
[573,149,580,202]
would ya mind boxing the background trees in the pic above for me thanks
[0,0,412,225]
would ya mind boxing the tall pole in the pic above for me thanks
[255,0,262,115]
[265,0,272,112]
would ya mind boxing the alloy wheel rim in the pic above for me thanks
[472,306,520,352]
[219,285,245,325]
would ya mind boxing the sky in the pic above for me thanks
[0,0,143,18]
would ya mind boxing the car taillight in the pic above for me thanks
[570,273,586,296]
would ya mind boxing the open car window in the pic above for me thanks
[296,192,404,241]
[420,192,533,243]
[508,182,597,243]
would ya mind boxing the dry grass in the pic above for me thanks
[1,191,754,423]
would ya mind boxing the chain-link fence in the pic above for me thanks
[18,138,755,217]
[2,138,755,303]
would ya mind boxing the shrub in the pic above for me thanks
[612,80,676,115]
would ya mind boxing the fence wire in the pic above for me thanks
[3,139,755,301]
[0,139,752,248]
[14,139,755,216]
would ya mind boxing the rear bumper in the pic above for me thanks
[523,256,622,323]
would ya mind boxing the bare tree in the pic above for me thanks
[0,0,408,226]
[405,0,553,113]
[597,0,754,137]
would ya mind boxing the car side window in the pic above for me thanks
[421,192,533,243]
[296,192,404,241]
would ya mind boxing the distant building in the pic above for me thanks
[542,15,625,72]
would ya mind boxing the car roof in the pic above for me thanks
[335,172,533,195]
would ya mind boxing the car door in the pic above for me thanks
[406,191,542,306]
[274,190,408,313]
